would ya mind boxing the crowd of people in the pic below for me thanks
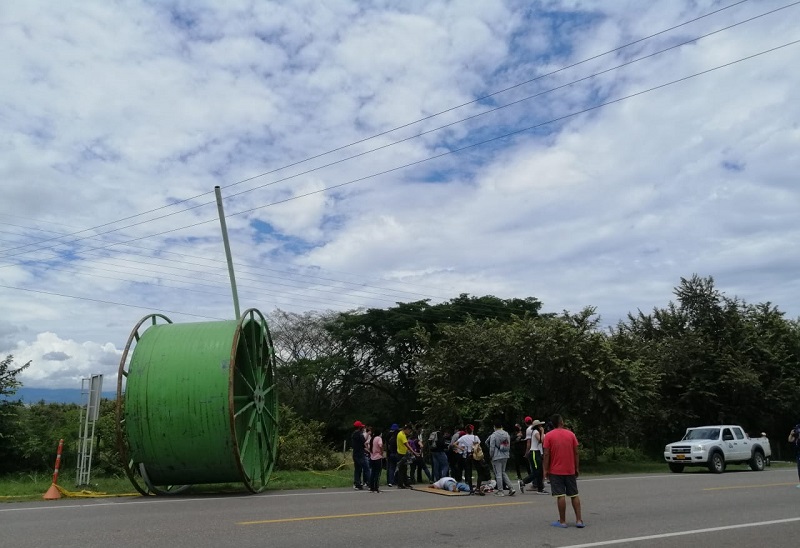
[351,415,800,529]
[350,414,585,528]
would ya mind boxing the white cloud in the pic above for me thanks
[1,0,799,388]
[11,333,121,390]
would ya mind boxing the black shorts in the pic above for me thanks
[549,474,578,497]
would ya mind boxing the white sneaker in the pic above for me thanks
[495,491,505,496]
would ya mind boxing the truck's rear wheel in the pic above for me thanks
[668,463,684,473]
[708,451,726,474]
[749,450,765,471]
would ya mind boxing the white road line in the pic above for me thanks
[560,517,800,548]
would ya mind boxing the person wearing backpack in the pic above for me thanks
[487,421,516,496]
[455,424,480,492]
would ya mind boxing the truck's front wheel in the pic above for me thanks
[668,463,684,473]
[708,451,726,474]
[749,450,765,471]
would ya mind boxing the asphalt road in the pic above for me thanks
[2,466,799,548]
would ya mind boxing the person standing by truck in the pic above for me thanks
[789,423,800,487]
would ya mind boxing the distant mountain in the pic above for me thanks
[8,387,117,405]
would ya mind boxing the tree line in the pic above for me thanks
[2,274,799,476]
[271,274,800,460]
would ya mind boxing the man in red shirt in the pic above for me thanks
[543,414,585,528]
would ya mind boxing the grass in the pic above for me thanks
[2,460,794,503]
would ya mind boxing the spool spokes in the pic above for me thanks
[231,308,278,493]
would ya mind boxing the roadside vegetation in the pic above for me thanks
[1,275,799,503]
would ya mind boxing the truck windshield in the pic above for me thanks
[683,428,720,440]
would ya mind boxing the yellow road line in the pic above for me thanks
[238,501,532,525]
[703,482,797,491]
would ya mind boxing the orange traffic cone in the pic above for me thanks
[43,483,61,500]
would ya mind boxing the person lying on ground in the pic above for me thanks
[430,476,471,492]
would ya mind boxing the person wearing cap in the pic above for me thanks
[385,423,400,487]
[519,418,548,494]
[543,414,584,528]
[351,421,370,490]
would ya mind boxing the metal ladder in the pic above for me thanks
[76,375,102,486]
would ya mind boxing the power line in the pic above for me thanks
[10,238,540,318]
[0,228,452,305]
[0,226,529,317]
[2,38,797,321]
[205,39,800,220]
[2,2,792,267]
[0,0,755,256]
[0,283,226,321]
[0,218,448,299]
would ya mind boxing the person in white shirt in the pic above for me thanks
[454,424,480,492]
[519,418,548,494]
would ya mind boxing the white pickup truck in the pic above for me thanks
[663,425,771,473]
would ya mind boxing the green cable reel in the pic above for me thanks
[115,308,278,495]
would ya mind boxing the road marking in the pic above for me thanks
[0,488,388,513]
[237,501,532,525]
[559,517,800,548]
[703,482,796,490]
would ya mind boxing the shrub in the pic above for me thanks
[276,404,344,470]
[601,446,647,462]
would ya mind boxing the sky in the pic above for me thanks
[1,0,799,390]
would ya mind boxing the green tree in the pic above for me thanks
[0,355,31,474]
[270,310,351,419]
[416,311,643,456]
[15,402,81,474]
[324,294,542,428]
[611,275,800,455]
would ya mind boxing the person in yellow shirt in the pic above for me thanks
[395,424,418,489]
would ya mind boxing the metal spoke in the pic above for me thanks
[260,406,278,426]
[234,400,255,418]
[239,408,258,459]
[235,365,256,394]
[239,333,259,391]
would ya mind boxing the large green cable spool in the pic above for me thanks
[115,308,278,495]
